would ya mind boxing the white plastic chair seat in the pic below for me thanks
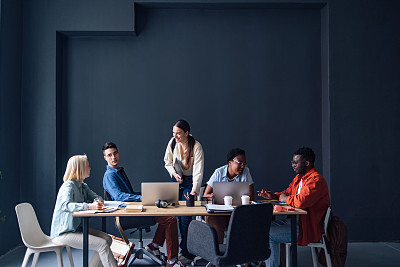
[15,203,74,267]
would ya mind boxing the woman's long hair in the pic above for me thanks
[174,120,195,170]
[63,155,88,182]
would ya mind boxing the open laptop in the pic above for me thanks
[213,182,250,205]
[141,182,180,206]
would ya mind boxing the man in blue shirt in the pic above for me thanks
[102,142,183,267]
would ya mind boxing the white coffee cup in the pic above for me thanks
[224,195,233,206]
[241,195,250,205]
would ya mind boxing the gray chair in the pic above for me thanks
[104,190,163,266]
[187,203,273,267]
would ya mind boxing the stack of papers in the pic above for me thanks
[205,204,234,213]
[251,200,287,205]
[104,201,125,208]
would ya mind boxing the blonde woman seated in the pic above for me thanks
[203,148,255,244]
[50,155,118,267]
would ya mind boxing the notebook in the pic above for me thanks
[213,182,250,205]
[174,160,184,178]
[141,182,179,206]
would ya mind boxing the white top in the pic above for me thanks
[164,137,204,194]
[296,179,303,195]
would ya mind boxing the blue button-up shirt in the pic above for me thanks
[207,164,254,187]
[103,165,142,202]
[50,179,102,238]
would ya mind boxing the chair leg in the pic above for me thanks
[66,246,75,267]
[55,247,64,267]
[324,247,332,267]
[310,247,318,267]
[285,243,291,267]
[32,252,40,267]
[21,248,33,267]
[129,248,163,266]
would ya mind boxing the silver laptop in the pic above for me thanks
[141,182,180,206]
[213,182,250,205]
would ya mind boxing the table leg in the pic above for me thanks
[291,214,297,267]
[102,217,106,232]
[83,217,89,267]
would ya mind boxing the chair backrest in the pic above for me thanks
[104,189,155,231]
[323,207,332,234]
[15,203,49,248]
[222,203,273,265]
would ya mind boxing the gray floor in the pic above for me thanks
[0,240,399,266]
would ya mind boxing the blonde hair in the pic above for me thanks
[63,155,89,182]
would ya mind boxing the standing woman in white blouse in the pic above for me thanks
[164,120,204,263]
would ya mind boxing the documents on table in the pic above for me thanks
[73,201,127,214]
[205,204,234,213]
[125,204,143,212]
[74,210,98,214]
[104,201,126,208]
[251,200,287,205]
[73,206,118,214]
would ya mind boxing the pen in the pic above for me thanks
[257,190,272,193]
[184,193,190,200]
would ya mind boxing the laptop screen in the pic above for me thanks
[141,182,179,206]
[213,182,250,205]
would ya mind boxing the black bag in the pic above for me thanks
[318,213,348,267]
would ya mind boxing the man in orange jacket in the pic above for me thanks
[259,147,330,267]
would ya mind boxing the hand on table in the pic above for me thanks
[88,199,103,210]
[279,194,288,203]
[258,190,278,200]
[203,192,213,198]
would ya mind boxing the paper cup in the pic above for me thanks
[224,195,233,206]
[241,195,250,205]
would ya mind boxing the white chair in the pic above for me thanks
[285,207,332,267]
[15,203,75,267]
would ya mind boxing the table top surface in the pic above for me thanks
[72,201,307,217]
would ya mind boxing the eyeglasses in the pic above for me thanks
[105,151,119,158]
[232,159,247,166]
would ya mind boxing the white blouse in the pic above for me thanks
[164,137,204,194]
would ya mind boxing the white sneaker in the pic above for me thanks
[167,260,185,267]
[145,243,161,260]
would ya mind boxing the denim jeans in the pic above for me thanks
[174,175,194,258]
[265,218,298,267]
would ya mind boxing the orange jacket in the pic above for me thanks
[276,168,330,246]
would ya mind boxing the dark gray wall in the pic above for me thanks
[0,0,22,255]
[329,0,400,241]
[1,0,400,256]
[61,7,322,198]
